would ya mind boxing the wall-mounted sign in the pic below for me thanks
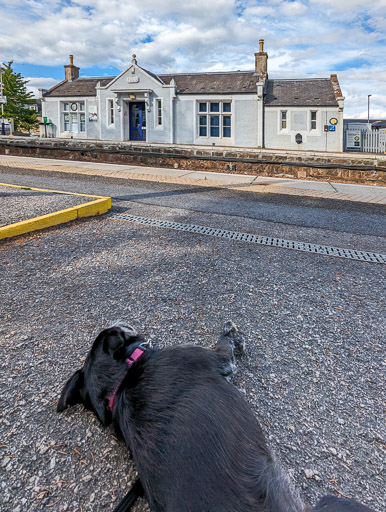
[346,130,361,149]
[324,125,329,132]
[128,76,139,83]
[71,103,78,111]
[88,105,98,122]
[328,125,336,131]
[329,117,338,125]
[295,133,303,144]
[0,96,7,104]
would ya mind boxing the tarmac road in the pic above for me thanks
[0,163,385,512]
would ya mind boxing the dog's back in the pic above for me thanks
[115,345,302,512]
[58,323,376,512]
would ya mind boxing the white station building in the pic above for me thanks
[42,41,344,152]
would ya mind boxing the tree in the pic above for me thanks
[1,61,38,133]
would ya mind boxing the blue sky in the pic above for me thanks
[1,0,385,118]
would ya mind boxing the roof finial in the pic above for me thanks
[131,54,137,65]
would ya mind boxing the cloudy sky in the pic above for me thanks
[1,0,385,118]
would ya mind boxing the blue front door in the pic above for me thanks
[129,102,146,141]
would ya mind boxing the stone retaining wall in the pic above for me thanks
[1,137,385,185]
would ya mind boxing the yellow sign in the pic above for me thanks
[329,117,338,125]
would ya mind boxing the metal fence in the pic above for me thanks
[361,129,386,153]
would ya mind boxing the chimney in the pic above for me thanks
[330,74,343,98]
[254,39,268,79]
[330,73,344,112]
[64,55,80,81]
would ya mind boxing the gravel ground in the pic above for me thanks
[0,184,94,227]
[0,198,385,512]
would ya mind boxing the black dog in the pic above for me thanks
[58,322,375,512]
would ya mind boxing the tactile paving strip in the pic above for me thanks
[106,212,386,264]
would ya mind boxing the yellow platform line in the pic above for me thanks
[0,182,111,240]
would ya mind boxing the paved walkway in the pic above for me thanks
[1,154,386,205]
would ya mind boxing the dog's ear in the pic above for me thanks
[103,331,127,360]
[103,326,139,361]
[57,369,84,412]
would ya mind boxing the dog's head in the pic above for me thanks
[57,323,146,425]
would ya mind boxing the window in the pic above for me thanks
[280,110,287,130]
[62,101,85,133]
[156,99,162,126]
[210,115,220,137]
[108,99,114,125]
[310,110,317,130]
[199,115,207,136]
[223,116,231,137]
[197,101,232,138]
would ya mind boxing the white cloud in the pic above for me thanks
[0,0,385,118]
[25,77,59,98]
[243,5,276,17]
[279,1,308,17]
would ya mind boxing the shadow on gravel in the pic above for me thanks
[113,186,221,202]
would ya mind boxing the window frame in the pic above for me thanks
[61,101,86,133]
[107,99,115,127]
[310,110,317,131]
[197,101,232,140]
[280,110,287,131]
[155,98,163,127]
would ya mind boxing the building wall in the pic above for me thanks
[147,90,173,144]
[42,97,99,139]
[172,94,259,148]
[174,97,194,144]
[264,106,343,152]
[233,95,259,147]
[98,92,120,141]
[41,100,59,138]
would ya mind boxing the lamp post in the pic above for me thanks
[367,94,372,129]
[0,65,4,135]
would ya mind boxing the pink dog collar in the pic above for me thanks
[108,348,145,411]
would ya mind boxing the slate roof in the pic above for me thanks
[43,71,339,107]
[43,77,114,97]
[265,79,338,107]
[158,71,260,94]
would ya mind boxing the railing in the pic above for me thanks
[361,129,386,153]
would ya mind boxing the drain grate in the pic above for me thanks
[106,212,386,264]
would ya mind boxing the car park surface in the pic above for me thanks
[0,160,385,511]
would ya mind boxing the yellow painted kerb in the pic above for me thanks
[0,182,111,240]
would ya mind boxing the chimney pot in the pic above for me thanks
[259,39,264,53]
[69,55,74,65]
